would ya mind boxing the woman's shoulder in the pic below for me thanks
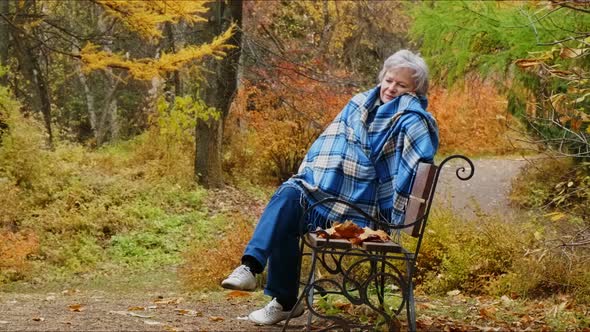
[348,87,379,108]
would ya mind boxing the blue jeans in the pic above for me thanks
[243,183,306,301]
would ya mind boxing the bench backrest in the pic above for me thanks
[403,162,438,237]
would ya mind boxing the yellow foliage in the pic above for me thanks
[95,0,208,39]
[80,24,236,80]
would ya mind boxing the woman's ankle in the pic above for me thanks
[241,255,263,274]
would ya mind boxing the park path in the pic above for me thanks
[434,155,533,219]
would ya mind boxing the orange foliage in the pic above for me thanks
[429,79,517,155]
[180,213,254,290]
[225,64,354,183]
[0,229,39,282]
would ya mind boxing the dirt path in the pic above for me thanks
[0,156,546,331]
[434,155,532,219]
[0,287,308,331]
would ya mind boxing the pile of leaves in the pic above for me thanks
[316,221,390,245]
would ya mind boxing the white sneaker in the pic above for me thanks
[248,298,305,325]
[221,265,257,291]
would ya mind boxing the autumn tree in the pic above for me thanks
[409,0,590,160]
[3,0,54,146]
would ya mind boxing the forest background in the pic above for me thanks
[0,0,589,330]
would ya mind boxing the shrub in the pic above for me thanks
[506,157,590,303]
[511,158,590,219]
[0,230,39,283]
[180,212,255,290]
[415,208,534,295]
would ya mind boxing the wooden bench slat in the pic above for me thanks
[307,233,403,253]
[403,163,438,237]
[307,233,352,249]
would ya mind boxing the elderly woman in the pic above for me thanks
[221,49,439,325]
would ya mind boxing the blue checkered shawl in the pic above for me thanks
[286,86,439,227]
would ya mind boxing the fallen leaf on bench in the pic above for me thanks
[316,221,390,245]
[359,227,390,242]
[333,221,364,238]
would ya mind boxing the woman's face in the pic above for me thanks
[379,67,417,103]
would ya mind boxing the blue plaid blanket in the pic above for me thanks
[286,86,439,227]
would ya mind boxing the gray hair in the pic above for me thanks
[378,50,429,95]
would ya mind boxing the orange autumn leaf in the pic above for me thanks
[333,221,363,238]
[359,227,390,242]
[226,290,251,298]
[68,304,85,312]
[127,306,145,311]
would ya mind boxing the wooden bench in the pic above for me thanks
[283,155,474,332]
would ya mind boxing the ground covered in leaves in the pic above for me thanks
[1,273,588,331]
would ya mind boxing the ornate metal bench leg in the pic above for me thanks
[306,249,317,331]
[406,278,416,332]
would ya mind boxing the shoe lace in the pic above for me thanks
[229,265,252,280]
[263,299,283,318]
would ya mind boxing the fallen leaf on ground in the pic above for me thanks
[500,295,513,306]
[61,289,80,295]
[417,314,434,327]
[447,290,461,296]
[174,309,202,316]
[128,312,153,318]
[209,316,224,322]
[417,302,436,310]
[143,320,162,326]
[153,297,183,305]
[226,290,251,298]
[479,306,497,318]
[127,306,145,311]
[108,311,153,318]
[68,304,85,312]
[519,315,534,325]
[32,317,45,322]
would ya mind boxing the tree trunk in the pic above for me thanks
[10,0,53,147]
[0,0,9,85]
[76,69,98,139]
[194,0,242,188]
[164,22,183,97]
